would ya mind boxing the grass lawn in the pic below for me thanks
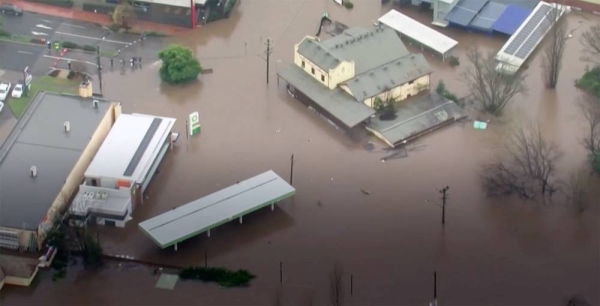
[8,75,79,118]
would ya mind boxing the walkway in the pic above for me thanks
[10,0,190,36]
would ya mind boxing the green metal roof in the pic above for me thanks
[366,92,466,147]
[344,54,433,102]
[278,65,376,128]
[138,170,295,249]
[298,27,410,74]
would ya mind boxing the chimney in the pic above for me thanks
[64,121,71,133]
[30,166,37,178]
[92,100,99,109]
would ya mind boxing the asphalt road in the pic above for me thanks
[0,41,44,72]
[1,12,62,39]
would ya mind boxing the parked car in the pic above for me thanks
[12,83,23,98]
[0,102,4,114]
[0,82,11,101]
[0,4,23,16]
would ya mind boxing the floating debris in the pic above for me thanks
[364,142,375,152]
[276,129,282,133]
[361,189,371,195]
[381,147,408,162]
[317,200,324,207]
[473,121,488,130]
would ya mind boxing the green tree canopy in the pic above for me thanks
[112,2,135,29]
[158,45,202,84]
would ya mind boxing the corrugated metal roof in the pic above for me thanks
[344,54,433,102]
[469,2,507,30]
[444,0,489,26]
[299,27,410,74]
[492,4,533,35]
[366,92,465,147]
[138,170,295,249]
[278,65,375,128]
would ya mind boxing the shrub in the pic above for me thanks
[145,31,166,37]
[343,0,354,9]
[448,55,460,67]
[62,41,78,49]
[436,80,460,104]
[82,44,96,52]
[179,267,256,287]
[67,71,76,79]
[576,66,600,99]
[0,29,10,38]
[107,23,121,32]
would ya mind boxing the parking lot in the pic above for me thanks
[0,70,19,142]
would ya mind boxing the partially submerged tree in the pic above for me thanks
[579,96,600,156]
[563,169,590,213]
[112,2,136,31]
[462,46,528,115]
[273,285,283,306]
[580,24,600,65]
[329,263,344,306]
[541,5,568,89]
[482,124,562,200]
[158,44,202,84]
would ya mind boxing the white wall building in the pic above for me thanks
[70,113,177,227]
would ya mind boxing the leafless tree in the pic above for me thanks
[71,60,88,74]
[579,96,600,155]
[462,46,528,115]
[563,169,590,213]
[482,124,562,200]
[273,285,283,306]
[541,5,568,88]
[580,24,600,65]
[329,263,344,306]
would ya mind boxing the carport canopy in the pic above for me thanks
[138,170,296,249]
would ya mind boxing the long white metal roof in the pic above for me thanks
[139,170,296,249]
[378,9,458,56]
[84,113,176,184]
[495,2,569,74]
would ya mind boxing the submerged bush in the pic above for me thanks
[576,66,600,98]
[343,0,354,9]
[436,80,460,104]
[448,55,460,67]
[179,267,256,287]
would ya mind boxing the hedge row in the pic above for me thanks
[62,41,97,52]
[26,0,73,8]
[179,267,255,287]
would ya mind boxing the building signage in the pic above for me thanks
[188,111,201,136]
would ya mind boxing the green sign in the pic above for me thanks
[188,111,201,136]
[54,42,60,50]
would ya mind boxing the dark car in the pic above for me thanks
[0,4,23,16]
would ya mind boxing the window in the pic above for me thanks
[301,61,305,68]
[408,80,414,85]
[311,68,315,75]
[91,178,98,186]
[321,75,325,82]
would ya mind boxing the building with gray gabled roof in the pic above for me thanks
[0,91,121,252]
[278,25,465,147]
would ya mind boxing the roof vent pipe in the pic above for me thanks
[64,121,70,133]
[92,100,99,109]
[30,166,37,178]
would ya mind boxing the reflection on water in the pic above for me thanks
[1,2,599,305]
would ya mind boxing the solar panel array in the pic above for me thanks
[503,4,553,58]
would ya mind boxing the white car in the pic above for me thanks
[0,82,11,101]
[0,102,4,114]
[12,83,23,98]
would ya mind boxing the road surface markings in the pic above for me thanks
[31,31,48,36]
[41,19,55,23]
[62,23,86,29]
[43,55,97,66]
[36,24,53,30]
[54,31,131,45]
[18,51,34,55]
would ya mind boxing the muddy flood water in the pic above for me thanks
[2,1,599,305]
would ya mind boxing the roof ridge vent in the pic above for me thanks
[30,166,37,178]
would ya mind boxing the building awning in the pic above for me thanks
[492,4,533,35]
[366,93,466,147]
[278,65,375,128]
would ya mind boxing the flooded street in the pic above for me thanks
[2,1,599,305]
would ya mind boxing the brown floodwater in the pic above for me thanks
[2,2,599,305]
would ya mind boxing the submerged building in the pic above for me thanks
[69,113,177,227]
[277,26,464,147]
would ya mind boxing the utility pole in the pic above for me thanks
[290,154,295,186]
[279,261,283,284]
[265,38,272,84]
[440,186,449,225]
[431,271,438,306]
[96,45,103,96]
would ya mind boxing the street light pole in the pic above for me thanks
[440,186,449,225]
[96,45,103,96]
